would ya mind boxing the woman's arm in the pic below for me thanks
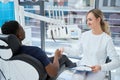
[63,39,83,58]
[101,39,120,71]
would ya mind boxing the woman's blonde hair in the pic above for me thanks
[87,9,110,35]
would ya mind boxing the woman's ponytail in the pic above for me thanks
[101,20,111,35]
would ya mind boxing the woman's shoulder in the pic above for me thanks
[102,32,113,41]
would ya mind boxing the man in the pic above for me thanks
[1,20,76,78]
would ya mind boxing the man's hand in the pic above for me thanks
[55,49,62,59]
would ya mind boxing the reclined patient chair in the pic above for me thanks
[0,34,48,80]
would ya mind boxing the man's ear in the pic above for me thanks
[17,33,23,41]
[16,33,21,39]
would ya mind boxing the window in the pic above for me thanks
[103,0,108,6]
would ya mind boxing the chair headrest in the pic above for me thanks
[0,34,21,59]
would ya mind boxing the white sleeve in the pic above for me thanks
[64,37,83,58]
[101,38,120,71]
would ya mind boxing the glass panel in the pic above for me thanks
[103,0,108,6]
[110,0,116,6]
[23,5,41,47]
[0,1,15,27]
[103,12,120,47]
[99,0,120,47]
[99,0,120,11]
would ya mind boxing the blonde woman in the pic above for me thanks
[62,9,120,80]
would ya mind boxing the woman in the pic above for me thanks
[62,9,120,80]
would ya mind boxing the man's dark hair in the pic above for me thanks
[1,20,19,35]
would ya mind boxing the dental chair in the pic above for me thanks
[105,57,111,80]
[0,34,47,80]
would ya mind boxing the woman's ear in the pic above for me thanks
[97,17,101,22]
[96,17,101,25]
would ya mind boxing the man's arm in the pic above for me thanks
[45,49,62,77]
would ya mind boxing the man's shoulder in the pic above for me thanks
[21,45,40,48]
[21,45,42,51]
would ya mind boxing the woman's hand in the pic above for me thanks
[91,65,101,72]
[59,47,64,53]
